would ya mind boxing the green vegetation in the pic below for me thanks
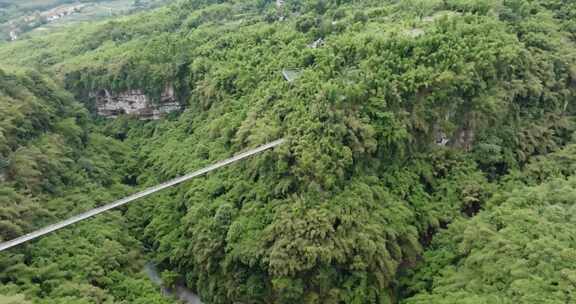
[0,68,169,302]
[0,0,107,26]
[0,0,575,303]
[0,0,173,41]
[402,141,576,303]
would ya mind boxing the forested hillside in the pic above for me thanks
[0,0,575,303]
[0,67,171,302]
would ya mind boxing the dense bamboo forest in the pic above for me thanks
[0,0,575,303]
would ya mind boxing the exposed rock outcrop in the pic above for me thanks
[308,38,325,49]
[281,69,302,82]
[91,85,181,120]
[9,30,18,41]
[144,263,203,304]
[454,127,475,151]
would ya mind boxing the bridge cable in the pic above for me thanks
[0,139,285,252]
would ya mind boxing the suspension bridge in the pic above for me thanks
[0,139,285,253]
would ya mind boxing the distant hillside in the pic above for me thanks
[0,0,172,41]
[0,0,105,24]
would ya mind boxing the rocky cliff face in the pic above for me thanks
[91,85,181,120]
